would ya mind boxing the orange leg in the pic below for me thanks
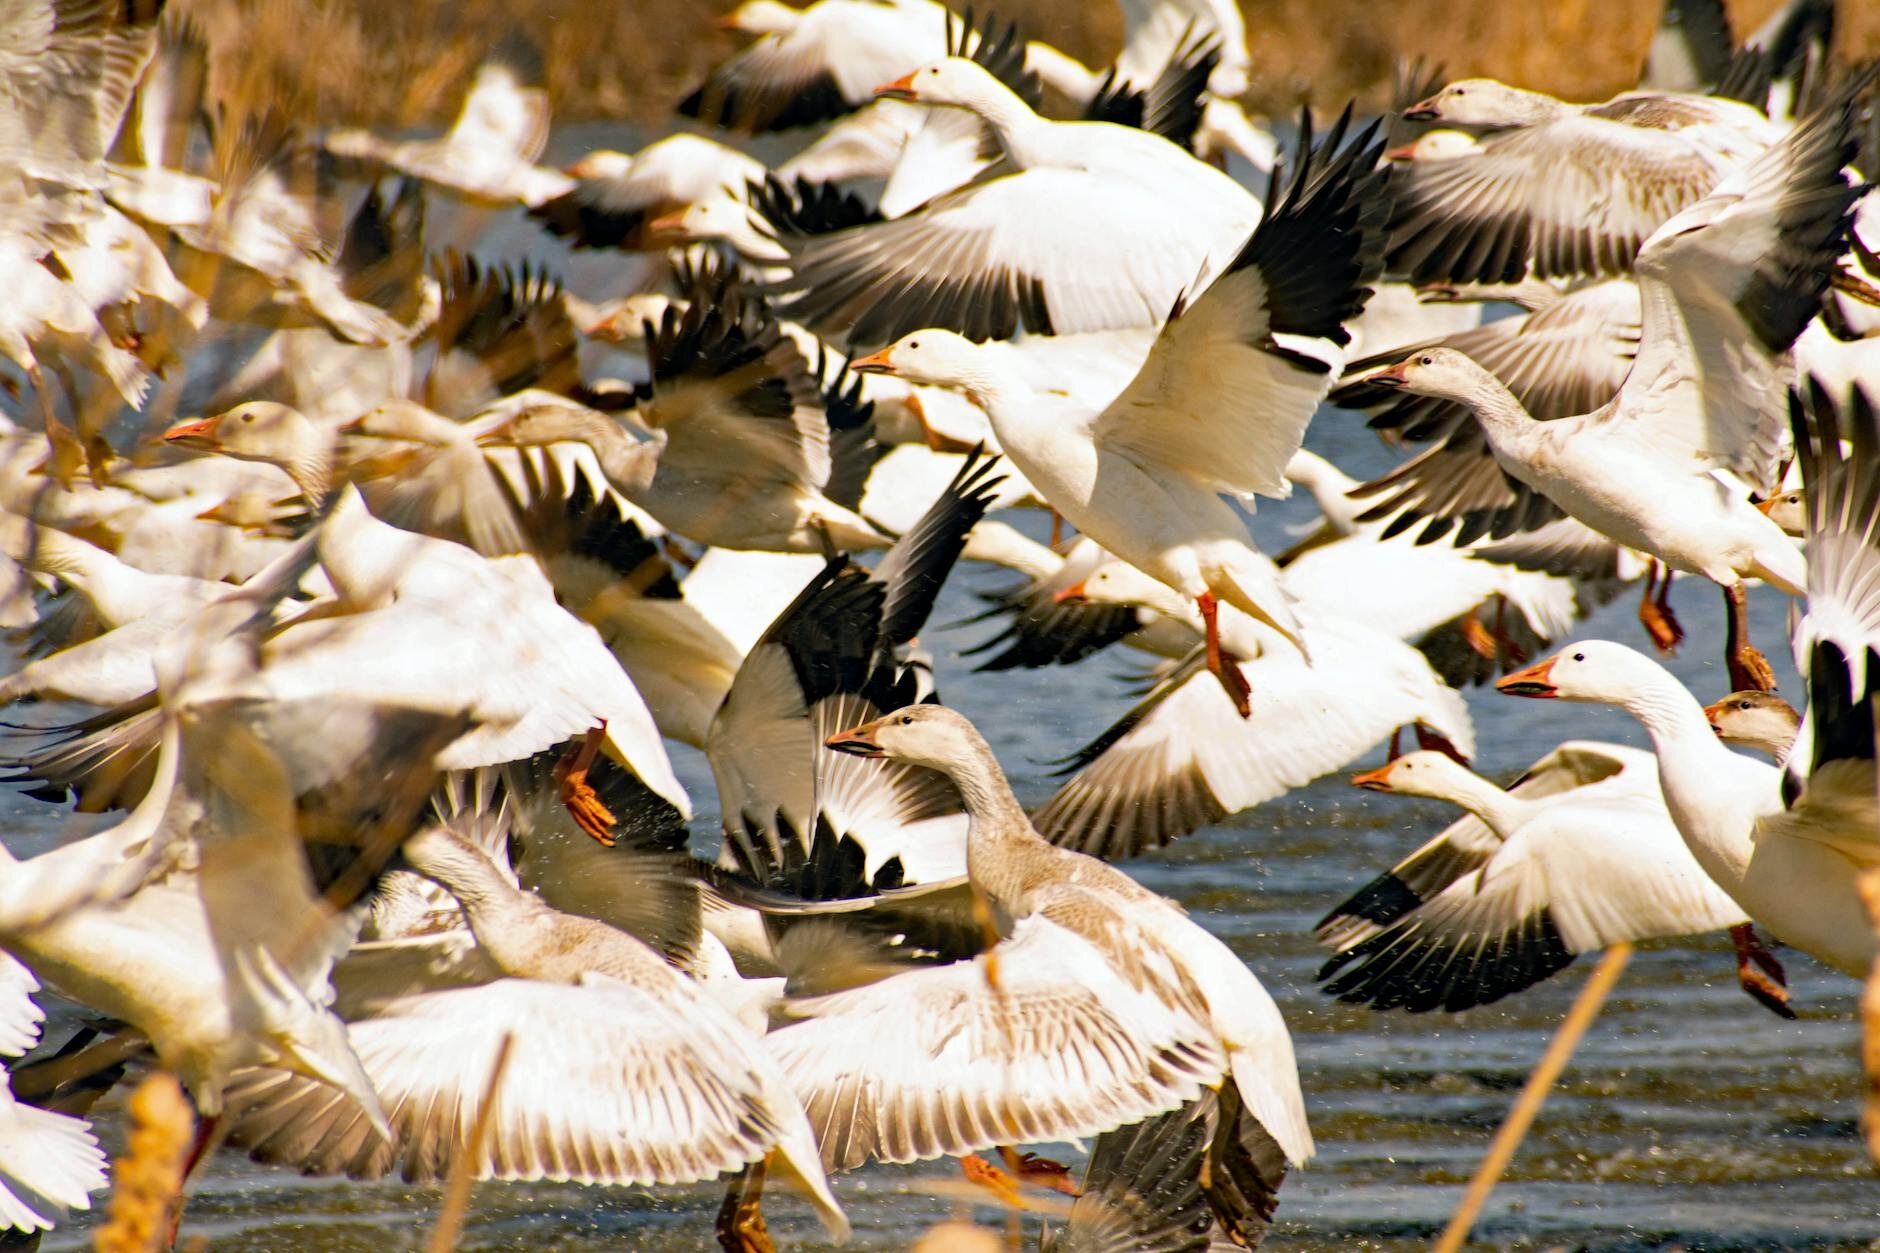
[1197,593,1251,718]
[1731,923,1795,1019]
[1002,1147,1080,1197]
[714,1155,775,1253]
[1723,583,1778,694]
[554,724,617,846]
[1638,562,1684,654]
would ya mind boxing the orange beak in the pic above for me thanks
[1350,764,1397,792]
[825,717,886,757]
[162,416,220,447]
[336,415,366,435]
[1402,95,1441,122]
[645,210,690,241]
[1383,141,1420,161]
[1052,580,1088,604]
[1367,361,1412,389]
[1700,697,1729,736]
[875,72,919,101]
[850,346,896,375]
[714,11,741,27]
[1752,496,1779,517]
[1496,657,1559,698]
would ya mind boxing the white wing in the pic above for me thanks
[767,914,1225,1170]
[1321,791,1745,1011]
[1034,617,1472,858]
[1607,90,1863,487]
[1093,114,1387,500]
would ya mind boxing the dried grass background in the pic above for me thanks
[180,0,1880,131]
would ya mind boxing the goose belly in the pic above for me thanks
[1507,449,1756,581]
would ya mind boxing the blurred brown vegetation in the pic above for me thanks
[180,0,1880,129]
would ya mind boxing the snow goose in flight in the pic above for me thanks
[0,0,164,189]
[1492,380,1880,982]
[679,0,955,133]
[1029,558,1474,859]
[709,451,1002,885]
[1388,76,1782,284]
[773,54,1266,344]
[1318,747,1763,1014]
[530,134,767,252]
[481,265,889,553]
[1360,82,1869,691]
[852,111,1390,714]
[224,826,850,1242]
[322,38,573,207]
[820,703,1314,1171]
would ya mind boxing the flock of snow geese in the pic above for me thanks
[0,0,1875,1245]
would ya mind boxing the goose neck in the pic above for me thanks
[1432,771,1533,839]
[944,735,1035,848]
[1456,373,1537,442]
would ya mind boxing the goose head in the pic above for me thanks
[164,402,334,499]
[1401,78,1564,127]
[876,57,1017,113]
[646,193,758,249]
[825,703,985,773]
[477,398,607,449]
[717,0,802,33]
[1057,558,1187,620]
[851,330,996,400]
[1702,690,1800,760]
[1754,488,1805,537]
[339,400,460,448]
[1495,640,1661,704]
[1350,750,1479,800]
[1364,346,1492,404]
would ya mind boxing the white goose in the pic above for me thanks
[817,703,1314,1170]
[223,826,850,1241]
[322,41,573,207]
[776,55,1266,344]
[1389,75,1783,284]
[1319,747,1758,1013]
[1361,88,1867,691]
[853,115,1389,714]
[1491,380,1880,981]
[1030,558,1475,858]
[531,135,767,253]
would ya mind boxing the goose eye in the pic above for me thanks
[241,413,254,423]
[1572,652,1585,661]
[1420,355,1433,365]
[900,715,914,725]
[1738,700,1752,710]
[909,340,920,349]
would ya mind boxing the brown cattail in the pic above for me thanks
[94,1071,194,1253]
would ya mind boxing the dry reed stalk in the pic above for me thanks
[93,1071,194,1253]
[425,1029,516,1252]
[1857,869,1880,1166]
[1433,941,1633,1253]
